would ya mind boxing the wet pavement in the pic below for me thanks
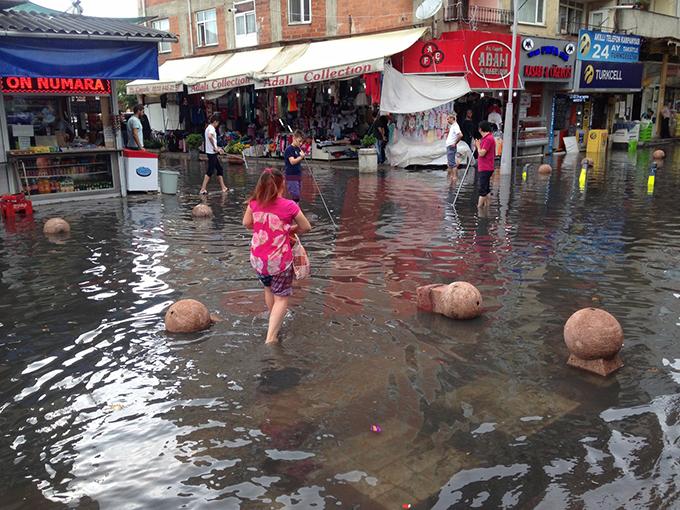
[1,147,680,509]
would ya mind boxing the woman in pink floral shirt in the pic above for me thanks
[243,168,311,344]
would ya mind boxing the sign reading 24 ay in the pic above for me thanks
[577,29,641,63]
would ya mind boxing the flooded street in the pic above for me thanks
[1,147,680,509]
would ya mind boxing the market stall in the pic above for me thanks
[0,10,176,202]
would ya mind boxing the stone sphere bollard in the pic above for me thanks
[43,218,70,235]
[564,307,624,376]
[653,149,665,160]
[165,299,212,333]
[192,204,213,218]
[538,164,552,175]
[440,282,483,319]
[581,158,594,168]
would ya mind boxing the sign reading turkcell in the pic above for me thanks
[575,60,643,91]
[577,30,641,62]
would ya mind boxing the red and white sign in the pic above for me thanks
[188,75,253,94]
[254,59,382,89]
[127,81,183,95]
[393,30,520,90]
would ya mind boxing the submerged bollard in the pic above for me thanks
[192,204,213,218]
[564,307,624,377]
[43,217,70,235]
[538,164,552,175]
[165,299,213,333]
[417,282,482,320]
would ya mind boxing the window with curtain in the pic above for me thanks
[152,18,171,53]
[518,0,545,24]
[196,9,218,47]
[559,1,583,35]
[288,0,311,24]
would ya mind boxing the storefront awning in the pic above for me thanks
[0,11,176,80]
[253,27,428,89]
[380,63,470,114]
[187,47,284,96]
[127,56,220,95]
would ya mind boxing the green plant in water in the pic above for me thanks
[361,134,377,148]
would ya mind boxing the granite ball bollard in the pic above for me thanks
[192,204,213,218]
[581,158,594,167]
[564,307,624,376]
[416,282,482,320]
[43,218,70,235]
[165,299,212,333]
[538,164,552,175]
[653,149,666,160]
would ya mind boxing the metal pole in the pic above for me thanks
[500,0,519,175]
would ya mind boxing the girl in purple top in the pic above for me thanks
[243,168,312,344]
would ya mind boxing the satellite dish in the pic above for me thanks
[416,0,443,20]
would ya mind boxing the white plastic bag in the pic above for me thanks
[292,235,310,280]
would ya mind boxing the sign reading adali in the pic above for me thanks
[577,30,641,63]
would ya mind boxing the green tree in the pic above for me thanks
[116,80,137,112]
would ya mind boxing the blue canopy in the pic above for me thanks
[0,37,159,80]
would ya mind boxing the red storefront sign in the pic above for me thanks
[1,76,112,95]
[393,30,520,90]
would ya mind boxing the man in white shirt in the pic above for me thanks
[199,113,228,195]
[446,113,463,173]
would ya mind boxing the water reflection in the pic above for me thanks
[1,148,680,508]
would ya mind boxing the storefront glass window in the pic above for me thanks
[518,0,545,25]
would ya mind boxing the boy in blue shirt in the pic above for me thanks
[284,130,305,202]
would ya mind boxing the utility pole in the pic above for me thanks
[500,0,519,175]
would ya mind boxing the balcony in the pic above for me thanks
[444,2,513,25]
[617,8,680,39]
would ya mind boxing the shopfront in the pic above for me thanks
[574,29,643,147]
[2,76,119,197]
[0,10,176,202]
[386,30,520,166]
[518,37,576,154]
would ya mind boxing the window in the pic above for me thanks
[288,0,311,24]
[152,18,171,53]
[589,10,609,30]
[518,0,544,25]
[196,8,218,47]
[234,0,257,48]
[559,1,583,35]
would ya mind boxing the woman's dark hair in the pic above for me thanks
[133,104,144,114]
[479,121,494,133]
[249,168,285,205]
[210,113,221,124]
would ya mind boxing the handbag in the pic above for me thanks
[291,235,310,280]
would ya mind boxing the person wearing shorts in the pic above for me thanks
[199,113,229,195]
[242,168,312,344]
[475,121,496,210]
[446,113,463,174]
[284,130,306,202]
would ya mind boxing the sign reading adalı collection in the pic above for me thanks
[188,75,253,94]
[254,60,381,89]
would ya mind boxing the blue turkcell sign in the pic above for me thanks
[576,60,643,91]
[135,166,152,177]
[577,30,641,63]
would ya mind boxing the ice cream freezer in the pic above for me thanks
[123,149,159,192]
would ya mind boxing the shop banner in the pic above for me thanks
[254,59,383,89]
[520,37,576,85]
[575,60,643,91]
[188,75,253,95]
[0,37,159,80]
[577,30,641,63]
[393,30,520,90]
[127,81,184,95]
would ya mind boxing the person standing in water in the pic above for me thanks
[242,168,312,344]
[475,121,496,210]
[200,113,229,195]
[446,113,463,174]
[284,130,306,202]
